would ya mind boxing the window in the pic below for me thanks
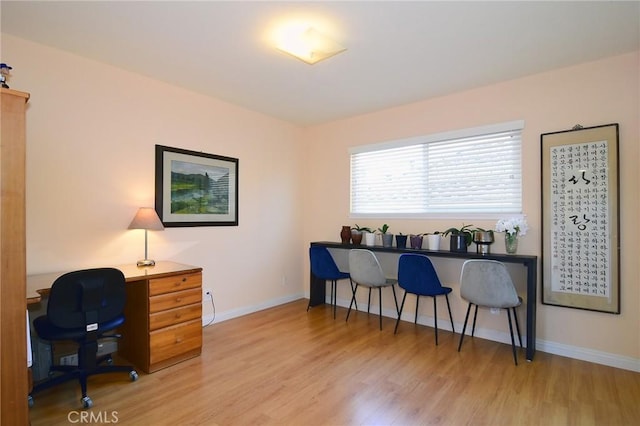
[350,121,524,217]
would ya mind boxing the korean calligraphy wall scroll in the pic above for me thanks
[541,123,620,313]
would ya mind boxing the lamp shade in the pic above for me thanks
[128,208,164,231]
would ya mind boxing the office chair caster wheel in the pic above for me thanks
[129,370,139,381]
[28,396,34,408]
[81,396,93,409]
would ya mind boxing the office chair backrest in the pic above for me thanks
[398,254,443,294]
[349,249,386,287]
[309,246,342,279]
[47,268,126,330]
[459,260,519,308]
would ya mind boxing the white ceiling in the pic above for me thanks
[2,1,639,126]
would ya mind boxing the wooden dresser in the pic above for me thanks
[117,262,203,373]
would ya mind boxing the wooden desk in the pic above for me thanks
[27,261,203,373]
[310,242,538,361]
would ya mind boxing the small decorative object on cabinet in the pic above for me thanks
[473,229,494,255]
[0,63,12,88]
[340,225,351,244]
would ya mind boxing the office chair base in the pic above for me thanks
[29,356,139,408]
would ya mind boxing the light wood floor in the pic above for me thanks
[28,299,640,425]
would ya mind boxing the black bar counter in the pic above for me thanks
[309,241,538,361]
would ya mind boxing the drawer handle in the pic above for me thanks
[175,297,182,303]
[175,337,183,343]
[175,313,182,319]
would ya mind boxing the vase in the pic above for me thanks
[382,234,393,248]
[364,232,376,247]
[473,230,494,255]
[340,226,352,244]
[351,231,363,245]
[426,234,441,250]
[449,234,468,253]
[395,234,407,249]
[410,234,423,249]
[505,232,518,254]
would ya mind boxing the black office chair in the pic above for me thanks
[29,268,138,408]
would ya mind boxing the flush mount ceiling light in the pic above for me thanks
[276,26,346,65]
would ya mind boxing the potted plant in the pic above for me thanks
[426,231,442,250]
[351,224,371,245]
[409,233,424,249]
[395,232,408,249]
[353,224,375,246]
[378,224,393,248]
[443,224,475,253]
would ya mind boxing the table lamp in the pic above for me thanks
[128,207,164,267]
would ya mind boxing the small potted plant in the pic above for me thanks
[378,224,393,248]
[395,232,408,249]
[443,224,475,253]
[354,225,375,246]
[426,231,442,250]
[409,233,424,249]
[351,224,371,245]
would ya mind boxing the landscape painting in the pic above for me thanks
[155,145,239,227]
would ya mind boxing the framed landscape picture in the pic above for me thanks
[155,145,238,227]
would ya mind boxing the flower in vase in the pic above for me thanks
[495,216,529,237]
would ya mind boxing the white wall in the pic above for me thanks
[302,51,640,371]
[3,34,306,320]
[4,32,639,371]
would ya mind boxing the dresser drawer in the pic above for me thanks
[149,319,202,365]
[149,288,201,314]
[149,304,202,331]
[149,272,201,296]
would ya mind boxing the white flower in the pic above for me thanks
[495,216,529,237]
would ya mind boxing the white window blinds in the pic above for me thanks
[350,122,523,216]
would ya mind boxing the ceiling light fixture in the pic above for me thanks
[276,26,346,65]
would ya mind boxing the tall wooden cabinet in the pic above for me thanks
[0,88,30,425]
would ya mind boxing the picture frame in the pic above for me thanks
[155,145,238,227]
[540,123,619,314]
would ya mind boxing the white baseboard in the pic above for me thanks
[201,292,304,327]
[536,339,640,372]
[336,296,640,372]
[204,295,640,373]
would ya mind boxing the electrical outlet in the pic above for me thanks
[204,289,212,300]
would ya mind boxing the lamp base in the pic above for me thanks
[136,259,156,267]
